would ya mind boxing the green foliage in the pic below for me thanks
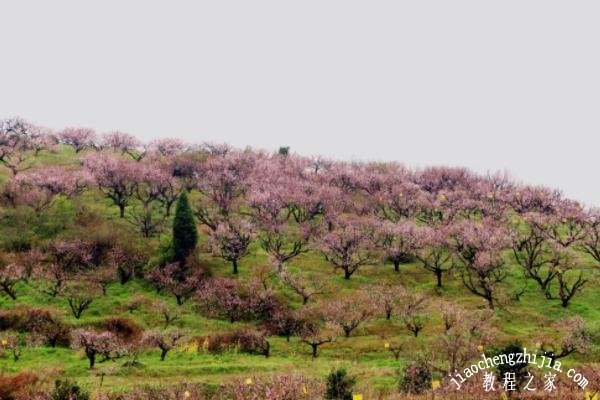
[278,146,290,156]
[492,342,529,388]
[397,361,431,394]
[324,368,355,400]
[171,191,197,264]
[52,379,89,400]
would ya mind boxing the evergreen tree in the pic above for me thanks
[172,191,198,265]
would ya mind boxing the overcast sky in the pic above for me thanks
[1,1,599,205]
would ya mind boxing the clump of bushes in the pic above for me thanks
[325,368,356,400]
[0,372,38,400]
[397,360,432,394]
[198,329,270,357]
[101,317,143,344]
[0,306,71,347]
[51,379,89,400]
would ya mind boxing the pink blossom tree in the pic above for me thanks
[399,291,429,337]
[369,283,404,320]
[282,271,328,305]
[194,151,255,230]
[142,330,184,361]
[58,127,97,153]
[0,117,48,175]
[148,138,186,157]
[82,152,140,218]
[248,185,311,275]
[376,220,420,272]
[324,292,375,337]
[7,166,89,213]
[71,329,126,368]
[101,131,144,160]
[319,216,378,279]
[581,208,600,263]
[0,260,26,300]
[510,214,557,292]
[544,247,587,308]
[107,245,147,284]
[450,219,510,310]
[209,219,253,274]
[148,263,204,305]
[40,239,93,297]
[414,225,454,287]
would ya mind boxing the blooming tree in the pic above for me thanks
[101,131,144,160]
[369,283,404,320]
[148,263,204,305]
[71,329,126,368]
[376,220,420,272]
[319,216,377,279]
[82,152,140,218]
[142,330,184,361]
[414,225,454,287]
[324,292,375,337]
[282,271,328,305]
[544,248,587,308]
[58,127,97,153]
[0,260,25,300]
[210,219,253,274]
[450,219,510,310]
[0,117,51,175]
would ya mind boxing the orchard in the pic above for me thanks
[0,117,598,399]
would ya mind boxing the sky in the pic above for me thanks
[1,1,599,205]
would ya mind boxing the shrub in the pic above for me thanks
[0,372,38,400]
[102,317,143,344]
[398,361,431,394]
[224,375,322,400]
[51,379,89,400]
[324,368,355,400]
[492,342,529,389]
[199,329,270,357]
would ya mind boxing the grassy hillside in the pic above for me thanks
[0,145,598,399]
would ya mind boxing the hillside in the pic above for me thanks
[0,119,598,399]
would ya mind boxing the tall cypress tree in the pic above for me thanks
[172,191,198,265]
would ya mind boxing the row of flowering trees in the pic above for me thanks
[1,118,598,311]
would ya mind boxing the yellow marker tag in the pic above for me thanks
[501,393,509,400]
[302,386,308,394]
[352,395,363,400]
[1,339,7,346]
[586,392,599,400]
[432,380,440,389]
[183,390,191,398]
[384,342,390,349]
[244,378,253,385]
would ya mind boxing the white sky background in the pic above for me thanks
[1,1,599,205]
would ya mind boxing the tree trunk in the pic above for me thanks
[119,204,125,218]
[393,259,400,272]
[436,270,443,287]
[311,344,318,358]
[344,268,352,279]
[232,260,238,274]
[160,349,167,361]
